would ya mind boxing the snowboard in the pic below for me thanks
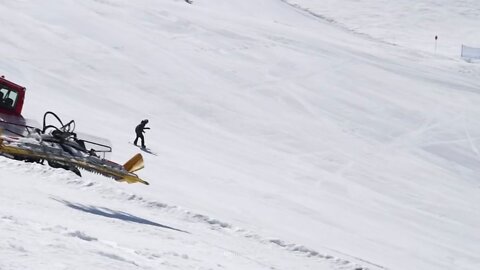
[129,142,157,156]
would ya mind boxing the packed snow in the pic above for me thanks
[1,0,480,270]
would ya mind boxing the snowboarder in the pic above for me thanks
[134,119,150,148]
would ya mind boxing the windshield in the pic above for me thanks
[0,87,18,109]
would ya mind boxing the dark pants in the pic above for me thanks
[134,132,145,148]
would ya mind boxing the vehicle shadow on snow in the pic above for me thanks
[53,198,190,234]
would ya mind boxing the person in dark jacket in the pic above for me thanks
[134,119,150,148]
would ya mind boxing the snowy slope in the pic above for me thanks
[1,158,349,270]
[284,0,480,57]
[1,0,480,270]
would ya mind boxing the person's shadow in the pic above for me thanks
[52,198,189,234]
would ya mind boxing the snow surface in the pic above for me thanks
[1,0,480,269]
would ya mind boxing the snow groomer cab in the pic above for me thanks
[0,75,25,117]
[0,75,27,135]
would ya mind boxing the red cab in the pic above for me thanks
[0,75,25,116]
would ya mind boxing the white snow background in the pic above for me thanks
[1,0,480,269]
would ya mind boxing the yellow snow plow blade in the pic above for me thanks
[120,174,149,185]
[120,153,148,185]
[123,153,144,173]
[0,135,149,185]
[117,173,149,185]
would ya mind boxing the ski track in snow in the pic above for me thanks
[0,157,381,270]
[279,0,397,47]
